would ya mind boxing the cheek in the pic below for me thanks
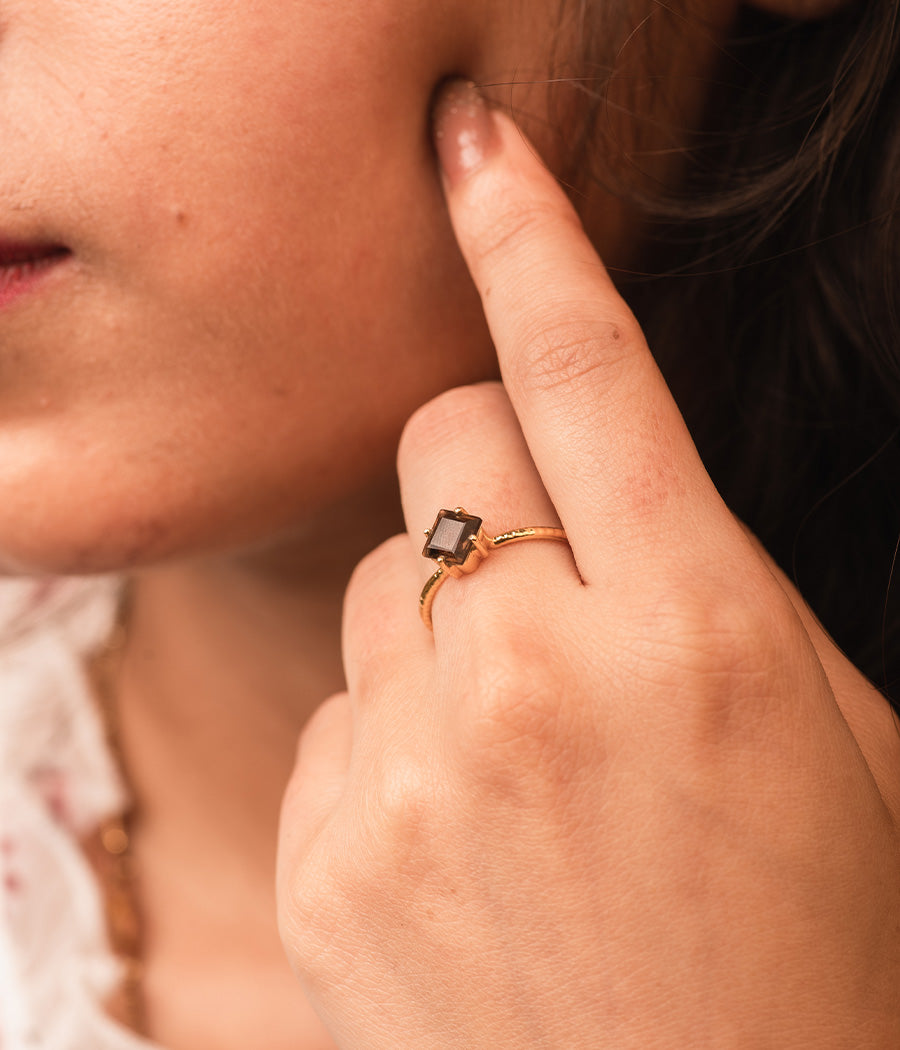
[0,0,503,574]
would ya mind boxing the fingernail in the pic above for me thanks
[432,79,498,186]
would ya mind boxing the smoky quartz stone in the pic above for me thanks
[423,509,483,565]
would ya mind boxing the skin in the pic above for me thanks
[2,0,894,1048]
[0,0,590,576]
[278,88,900,1048]
[0,3,653,1046]
[0,9,602,1039]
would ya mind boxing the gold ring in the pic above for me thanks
[419,507,568,630]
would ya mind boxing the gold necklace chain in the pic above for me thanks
[85,606,148,1037]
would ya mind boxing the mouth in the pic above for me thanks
[0,241,71,308]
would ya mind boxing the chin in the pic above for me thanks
[0,508,180,578]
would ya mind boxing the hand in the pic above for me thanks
[276,80,900,1049]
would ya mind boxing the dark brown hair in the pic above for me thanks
[570,0,900,707]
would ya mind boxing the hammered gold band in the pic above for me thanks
[419,508,568,630]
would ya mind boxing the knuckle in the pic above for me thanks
[281,758,448,973]
[345,533,408,610]
[278,849,346,980]
[453,630,592,792]
[354,531,409,577]
[634,586,770,677]
[625,582,802,744]
[398,382,506,468]
[343,533,410,647]
[367,755,442,862]
[343,757,459,903]
[508,311,641,405]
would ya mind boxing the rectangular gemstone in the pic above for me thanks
[432,516,466,553]
[423,509,482,565]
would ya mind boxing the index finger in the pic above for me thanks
[432,81,730,581]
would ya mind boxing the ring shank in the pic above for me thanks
[419,525,567,630]
[489,526,567,549]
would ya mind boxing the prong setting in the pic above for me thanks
[419,508,568,630]
[422,508,484,567]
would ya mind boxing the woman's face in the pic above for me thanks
[0,0,705,574]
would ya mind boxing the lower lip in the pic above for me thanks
[0,252,71,311]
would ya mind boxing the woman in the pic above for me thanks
[1,0,898,1047]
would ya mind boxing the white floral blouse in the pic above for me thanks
[0,576,155,1050]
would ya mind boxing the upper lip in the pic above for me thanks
[0,240,70,266]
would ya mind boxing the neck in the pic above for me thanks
[115,473,403,929]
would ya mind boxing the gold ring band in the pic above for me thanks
[419,507,568,630]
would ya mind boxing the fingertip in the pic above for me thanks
[431,78,499,187]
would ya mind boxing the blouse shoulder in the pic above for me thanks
[0,576,155,1050]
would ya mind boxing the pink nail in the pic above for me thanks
[432,79,498,186]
